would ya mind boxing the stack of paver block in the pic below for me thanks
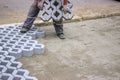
[0,24,45,80]
[38,0,73,21]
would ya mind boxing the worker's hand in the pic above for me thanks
[63,5,70,13]
[38,0,44,10]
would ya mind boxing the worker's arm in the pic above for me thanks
[38,0,42,2]
[63,0,69,13]
[38,0,44,10]
[64,0,68,5]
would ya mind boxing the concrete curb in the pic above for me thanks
[35,13,120,27]
[0,12,120,27]
[0,14,119,28]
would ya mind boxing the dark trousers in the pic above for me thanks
[23,0,64,34]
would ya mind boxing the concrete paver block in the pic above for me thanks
[25,31,37,40]
[13,75,25,80]
[3,44,14,49]
[0,55,5,61]
[22,36,32,40]
[7,61,22,69]
[0,24,45,80]
[38,0,73,21]
[36,29,46,38]
[0,65,7,73]
[27,40,37,44]
[5,67,16,74]
[2,55,16,62]
[16,42,26,46]
[3,47,12,52]
[0,42,5,46]
[0,60,11,68]
[1,73,14,80]
[14,35,22,38]
[13,69,29,77]
[0,51,9,56]
[12,45,22,49]
[8,48,22,59]
[22,46,34,57]
[11,38,19,42]
[3,36,12,41]
[6,34,15,38]
[0,39,8,43]
[18,39,28,43]
[34,44,45,54]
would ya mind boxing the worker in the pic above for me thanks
[20,0,69,39]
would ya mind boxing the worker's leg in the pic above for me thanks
[21,0,39,33]
[53,19,65,39]
[53,19,63,34]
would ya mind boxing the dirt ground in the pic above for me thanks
[18,16,120,80]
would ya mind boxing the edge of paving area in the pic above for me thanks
[35,3,120,26]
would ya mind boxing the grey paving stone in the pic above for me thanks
[0,24,45,80]
[8,48,22,59]
[38,0,73,21]
[1,73,14,80]
[34,44,45,54]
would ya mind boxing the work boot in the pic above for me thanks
[57,33,65,39]
[20,27,30,33]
